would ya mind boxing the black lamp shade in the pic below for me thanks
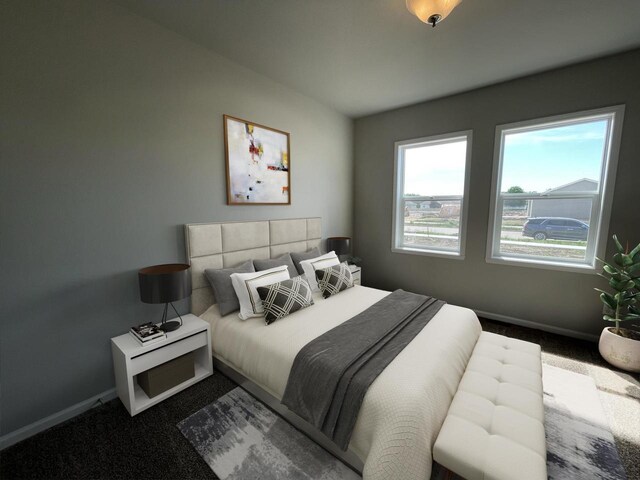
[139,264,192,304]
[326,237,351,257]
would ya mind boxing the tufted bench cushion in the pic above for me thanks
[433,332,546,480]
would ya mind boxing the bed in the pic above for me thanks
[184,218,546,480]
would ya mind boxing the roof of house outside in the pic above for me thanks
[544,178,598,193]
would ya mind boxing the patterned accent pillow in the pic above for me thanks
[315,264,354,299]
[257,276,315,325]
[299,251,340,292]
[230,265,290,320]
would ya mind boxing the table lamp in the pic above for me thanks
[138,263,192,332]
[326,237,351,262]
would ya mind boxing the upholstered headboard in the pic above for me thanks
[184,218,322,315]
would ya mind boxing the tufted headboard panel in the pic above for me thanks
[184,218,322,315]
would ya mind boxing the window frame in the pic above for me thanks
[392,130,473,259]
[486,105,625,274]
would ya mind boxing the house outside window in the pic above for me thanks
[529,178,597,220]
[487,106,625,273]
[392,131,472,259]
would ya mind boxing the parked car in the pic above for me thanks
[522,217,589,241]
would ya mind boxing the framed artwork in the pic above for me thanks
[224,115,291,205]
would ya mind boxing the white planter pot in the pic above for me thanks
[598,327,640,373]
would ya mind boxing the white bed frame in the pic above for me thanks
[184,218,547,480]
[183,218,365,473]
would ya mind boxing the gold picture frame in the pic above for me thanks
[224,115,291,205]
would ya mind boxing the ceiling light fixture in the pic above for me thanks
[406,0,462,27]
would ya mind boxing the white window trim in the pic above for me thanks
[392,130,473,260]
[486,105,625,274]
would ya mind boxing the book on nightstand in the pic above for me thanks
[130,322,166,346]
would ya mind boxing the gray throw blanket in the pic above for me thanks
[282,289,445,450]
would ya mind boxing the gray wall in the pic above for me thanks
[354,49,640,338]
[0,0,353,435]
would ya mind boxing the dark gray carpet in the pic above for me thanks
[0,373,236,480]
[1,318,638,480]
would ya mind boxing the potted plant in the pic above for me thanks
[596,235,640,372]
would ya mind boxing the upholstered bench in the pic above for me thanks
[433,332,546,480]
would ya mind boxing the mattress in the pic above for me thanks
[201,285,482,480]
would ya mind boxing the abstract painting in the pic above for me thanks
[224,115,290,205]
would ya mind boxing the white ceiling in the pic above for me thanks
[114,0,640,118]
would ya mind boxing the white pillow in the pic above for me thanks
[299,251,340,292]
[230,265,290,320]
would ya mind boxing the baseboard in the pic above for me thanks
[475,309,600,343]
[0,388,117,451]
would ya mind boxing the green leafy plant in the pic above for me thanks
[595,235,640,335]
[504,185,527,208]
[344,255,362,267]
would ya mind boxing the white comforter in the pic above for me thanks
[202,285,481,480]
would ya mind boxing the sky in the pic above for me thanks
[404,140,466,196]
[403,119,608,196]
[501,120,607,193]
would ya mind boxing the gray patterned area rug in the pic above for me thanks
[543,364,626,480]
[177,387,360,480]
[178,365,626,480]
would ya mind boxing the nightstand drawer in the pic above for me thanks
[130,331,207,375]
[348,265,362,285]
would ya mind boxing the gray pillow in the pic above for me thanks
[253,253,298,278]
[290,247,321,275]
[204,260,255,316]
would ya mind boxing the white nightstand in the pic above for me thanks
[349,264,362,285]
[111,314,213,416]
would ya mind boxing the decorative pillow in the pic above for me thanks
[290,247,321,275]
[257,276,314,325]
[315,264,354,299]
[299,251,340,292]
[230,265,290,320]
[253,253,298,278]
[204,260,255,316]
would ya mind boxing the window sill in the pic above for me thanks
[486,255,597,274]
[392,246,465,260]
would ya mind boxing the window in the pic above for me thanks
[487,106,624,272]
[392,131,472,258]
